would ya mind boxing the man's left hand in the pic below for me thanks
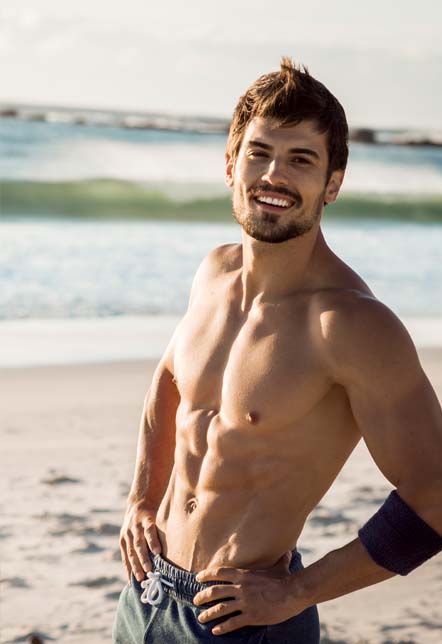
[193,551,307,635]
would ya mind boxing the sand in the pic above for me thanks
[1,350,441,644]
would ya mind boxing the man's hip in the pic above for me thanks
[113,548,320,643]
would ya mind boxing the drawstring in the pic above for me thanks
[140,570,174,606]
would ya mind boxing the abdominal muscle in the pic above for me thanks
[155,402,360,572]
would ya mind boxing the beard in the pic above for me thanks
[232,189,325,244]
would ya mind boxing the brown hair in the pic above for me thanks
[226,57,349,179]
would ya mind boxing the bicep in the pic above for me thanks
[347,362,442,491]
[326,300,442,493]
[144,321,182,432]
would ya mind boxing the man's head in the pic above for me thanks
[227,57,349,182]
[225,57,348,244]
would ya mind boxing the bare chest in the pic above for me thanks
[173,295,331,431]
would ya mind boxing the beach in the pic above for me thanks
[1,108,441,644]
[1,349,441,644]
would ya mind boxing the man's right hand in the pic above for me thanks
[119,501,162,584]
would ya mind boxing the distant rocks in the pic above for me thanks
[0,104,229,134]
[350,126,442,147]
[0,108,18,118]
[350,127,377,144]
[1,103,441,146]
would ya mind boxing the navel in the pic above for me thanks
[246,411,259,425]
[186,498,198,514]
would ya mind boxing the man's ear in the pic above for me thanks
[324,170,344,204]
[225,153,234,187]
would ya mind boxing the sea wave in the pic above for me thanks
[1,179,442,221]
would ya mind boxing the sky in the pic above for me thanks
[1,0,442,129]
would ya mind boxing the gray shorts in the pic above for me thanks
[112,548,320,643]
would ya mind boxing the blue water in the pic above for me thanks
[1,218,441,320]
[1,118,441,328]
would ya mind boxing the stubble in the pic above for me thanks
[232,190,325,244]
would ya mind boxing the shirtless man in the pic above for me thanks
[113,58,442,643]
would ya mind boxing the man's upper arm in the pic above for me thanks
[145,244,232,414]
[321,295,442,532]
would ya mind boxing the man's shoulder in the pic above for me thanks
[313,288,402,338]
[204,243,242,270]
[188,244,241,305]
[311,288,418,380]
[195,243,241,281]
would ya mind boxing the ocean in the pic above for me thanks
[1,115,441,365]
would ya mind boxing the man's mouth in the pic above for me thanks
[252,192,296,211]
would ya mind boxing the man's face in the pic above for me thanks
[226,117,343,244]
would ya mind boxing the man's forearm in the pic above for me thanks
[292,537,395,609]
[128,415,168,509]
[120,381,178,581]
[128,413,175,509]
[128,379,178,509]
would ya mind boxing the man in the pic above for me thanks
[114,58,442,643]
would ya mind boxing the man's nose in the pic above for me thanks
[261,158,289,186]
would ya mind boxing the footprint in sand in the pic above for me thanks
[41,475,82,485]
[355,485,374,493]
[8,632,54,643]
[351,493,388,505]
[0,527,12,539]
[109,548,123,561]
[79,522,121,537]
[380,640,417,644]
[50,521,120,538]
[34,512,87,523]
[71,541,105,554]
[309,507,353,528]
[69,575,121,588]
[0,576,30,588]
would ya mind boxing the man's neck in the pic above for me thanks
[239,225,327,312]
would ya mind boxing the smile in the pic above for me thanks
[253,194,295,210]
[256,195,290,207]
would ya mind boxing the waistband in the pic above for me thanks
[141,548,301,605]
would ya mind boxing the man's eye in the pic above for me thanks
[291,157,310,165]
[249,151,267,158]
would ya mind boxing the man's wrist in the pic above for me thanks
[127,493,158,512]
[284,538,396,612]
[284,566,317,612]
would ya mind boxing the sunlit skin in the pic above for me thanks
[119,117,442,636]
[228,117,340,245]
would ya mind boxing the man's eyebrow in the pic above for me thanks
[248,140,320,160]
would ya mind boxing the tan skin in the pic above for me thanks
[120,117,442,635]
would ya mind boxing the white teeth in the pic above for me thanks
[256,196,290,207]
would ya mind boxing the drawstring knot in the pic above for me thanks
[140,570,173,606]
